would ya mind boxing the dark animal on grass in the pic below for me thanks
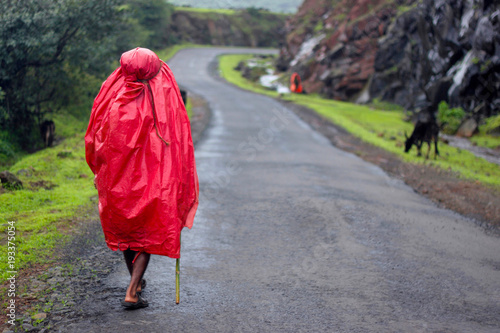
[40,120,55,147]
[404,113,440,159]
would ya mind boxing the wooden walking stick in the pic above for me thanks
[176,235,181,304]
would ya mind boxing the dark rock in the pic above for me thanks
[234,61,245,71]
[0,171,23,190]
[456,118,478,137]
[21,324,36,332]
[32,313,47,320]
[474,17,496,54]
[426,77,454,107]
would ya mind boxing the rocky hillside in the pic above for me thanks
[170,9,287,47]
[278,0,500,117]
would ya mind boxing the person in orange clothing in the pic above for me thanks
[85,48,199,309]
[290,72,303,93]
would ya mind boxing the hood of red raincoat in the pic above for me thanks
[85,47,199,258]
[121,48,162,81]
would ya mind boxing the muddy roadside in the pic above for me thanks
[0,92,210,333]
[281,100,500,231]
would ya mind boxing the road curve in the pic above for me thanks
[63,48,500,332]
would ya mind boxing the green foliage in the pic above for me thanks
[314,20,324,33]
[480,114,500,135]
[0,131,20,166]
[123,0,176,49]
[471,115,500,149]
[0,0,179,152]
[438,101,466,134]
[245,7,265,17]
[397,4,418,15]
[0,0,124,149]
[219,54,500,188]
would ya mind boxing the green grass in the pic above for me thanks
[0,45,200,282]
[0,134,95,280]
[470,135,500,150]
[219,54,500,188]
[156,43,211,63]
[472,115,500,149]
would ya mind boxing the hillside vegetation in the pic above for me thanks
[171,7,287,47]
[168,0,303,13]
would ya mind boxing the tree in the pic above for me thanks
[123,0,176,49]
[0,0,124,149]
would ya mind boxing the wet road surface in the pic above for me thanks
[62,48,500,332]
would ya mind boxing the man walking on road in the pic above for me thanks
[85,47,199,309]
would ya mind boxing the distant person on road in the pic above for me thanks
[85,47,199,310]
[290,72,304,94]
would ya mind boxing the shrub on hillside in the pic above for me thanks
[438,101,466,134]
[481,114,500,135]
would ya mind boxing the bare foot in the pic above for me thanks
[124,293,139,303]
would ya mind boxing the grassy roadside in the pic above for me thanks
[218,54,500,188]
[0,45,199,282]
[156,43,211,63]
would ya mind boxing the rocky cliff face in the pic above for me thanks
[171,10,286,47]
[279,0,500,117]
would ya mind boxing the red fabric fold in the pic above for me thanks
[85,48,199,259]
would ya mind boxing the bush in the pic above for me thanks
[438,101,466,134]
[481,114,500,135]
[0,0,124,149]
[0,133,18,166]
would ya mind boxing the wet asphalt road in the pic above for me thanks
[63,48,500,332]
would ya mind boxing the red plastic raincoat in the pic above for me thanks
[85,48,199,259]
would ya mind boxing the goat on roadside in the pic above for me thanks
[404,113,440,159]
[40,120,55,147]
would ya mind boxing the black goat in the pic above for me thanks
[404,113,440,159]
[40,120,55,147]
